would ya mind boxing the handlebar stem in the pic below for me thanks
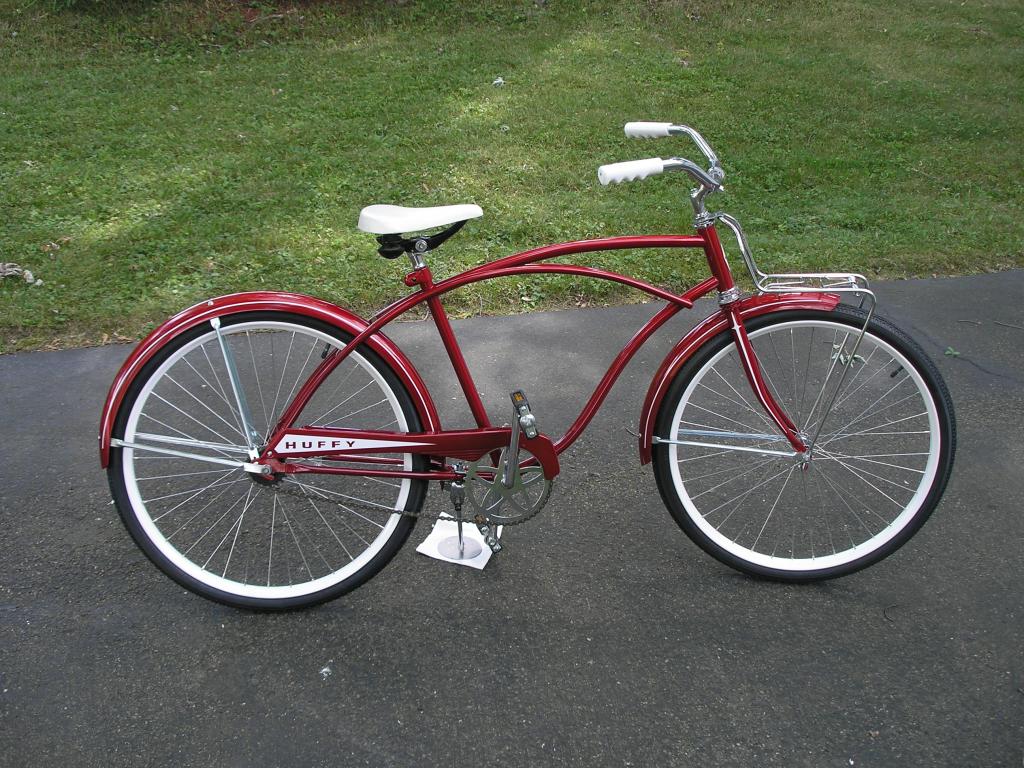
[658,157,722,225]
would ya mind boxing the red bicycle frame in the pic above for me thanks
[253,224,809,478]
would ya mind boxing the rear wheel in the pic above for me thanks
[653,307,955,581]
[109,312,428,609]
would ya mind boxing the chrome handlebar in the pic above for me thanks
[625,122,724,192]
[662,157,723,192]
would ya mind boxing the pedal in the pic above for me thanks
[474,516,503,553]
[510,390,538,439]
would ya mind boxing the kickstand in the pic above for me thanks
[436,464,483,560]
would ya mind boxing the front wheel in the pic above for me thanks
[108,311,428,610]
[653,306,956,581]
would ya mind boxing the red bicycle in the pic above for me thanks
[99,123,956,609]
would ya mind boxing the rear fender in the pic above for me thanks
[637,292,842,464]
[98,292,441,467]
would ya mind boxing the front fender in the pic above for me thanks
[637,292,842,464]
[98,291,441,467]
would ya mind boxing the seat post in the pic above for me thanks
[407,239,429,271]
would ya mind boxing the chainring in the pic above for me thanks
[465,448,553,525]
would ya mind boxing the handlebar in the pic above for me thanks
[598,156,723,190]
[598,122,724,192]
[624,122,720,169]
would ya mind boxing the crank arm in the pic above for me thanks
[504,390,539,487]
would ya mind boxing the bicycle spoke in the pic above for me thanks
[308,359,362,425]
[245,330,271,430]
[703,463,794,519]
[136,467,235,482]
[159,473,245,532]
[219,485,262,576]
[708,365,775,429]
[182,356,240,417]
[294,484,359,559]
[815,449,928,475]
[312,380,376,425]
[280,336,319,419]
[809,466,840,553]
[181,487,250,555]
[753,345,790,421]
[684,455,777,484]
[814,463,880,536]
[765,330,793,415]
[682,400,774,435]
[677,446,752,463]
[751,465,796,551]
[321,397,390,428]
[802,328,846,432]
[149,391,240,447]
[142,474,246,505]
[268,496,277,586]
[688,456,779,500]
[818,412,929,446]
[287,506,336,574]
[821,378,915,439]
[828,346,885,412]
[797,326,814,424]
[134,431,249,456]
[817,449,914,507]
[269,330,297,424]
[279,498,313,580]
[283,479,391,524]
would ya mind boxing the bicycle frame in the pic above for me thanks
[259,225,814,474]
[100,225,840,476]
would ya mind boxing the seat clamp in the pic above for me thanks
[408,250,427,270]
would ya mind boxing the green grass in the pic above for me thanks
[1,0,1021,352]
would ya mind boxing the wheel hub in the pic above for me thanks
[248,469,284,486]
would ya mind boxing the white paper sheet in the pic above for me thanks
[416,516,502,570]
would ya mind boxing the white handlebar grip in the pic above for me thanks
[624,122,673,139]
[598,157,665,186]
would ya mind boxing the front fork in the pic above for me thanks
[699,223,808,455]
[724,306,808,454]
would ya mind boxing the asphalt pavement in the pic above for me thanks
[1,271,1022,767]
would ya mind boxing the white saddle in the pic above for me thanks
[357,203,483,235]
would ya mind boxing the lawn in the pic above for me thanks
[1,0,1021,352]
